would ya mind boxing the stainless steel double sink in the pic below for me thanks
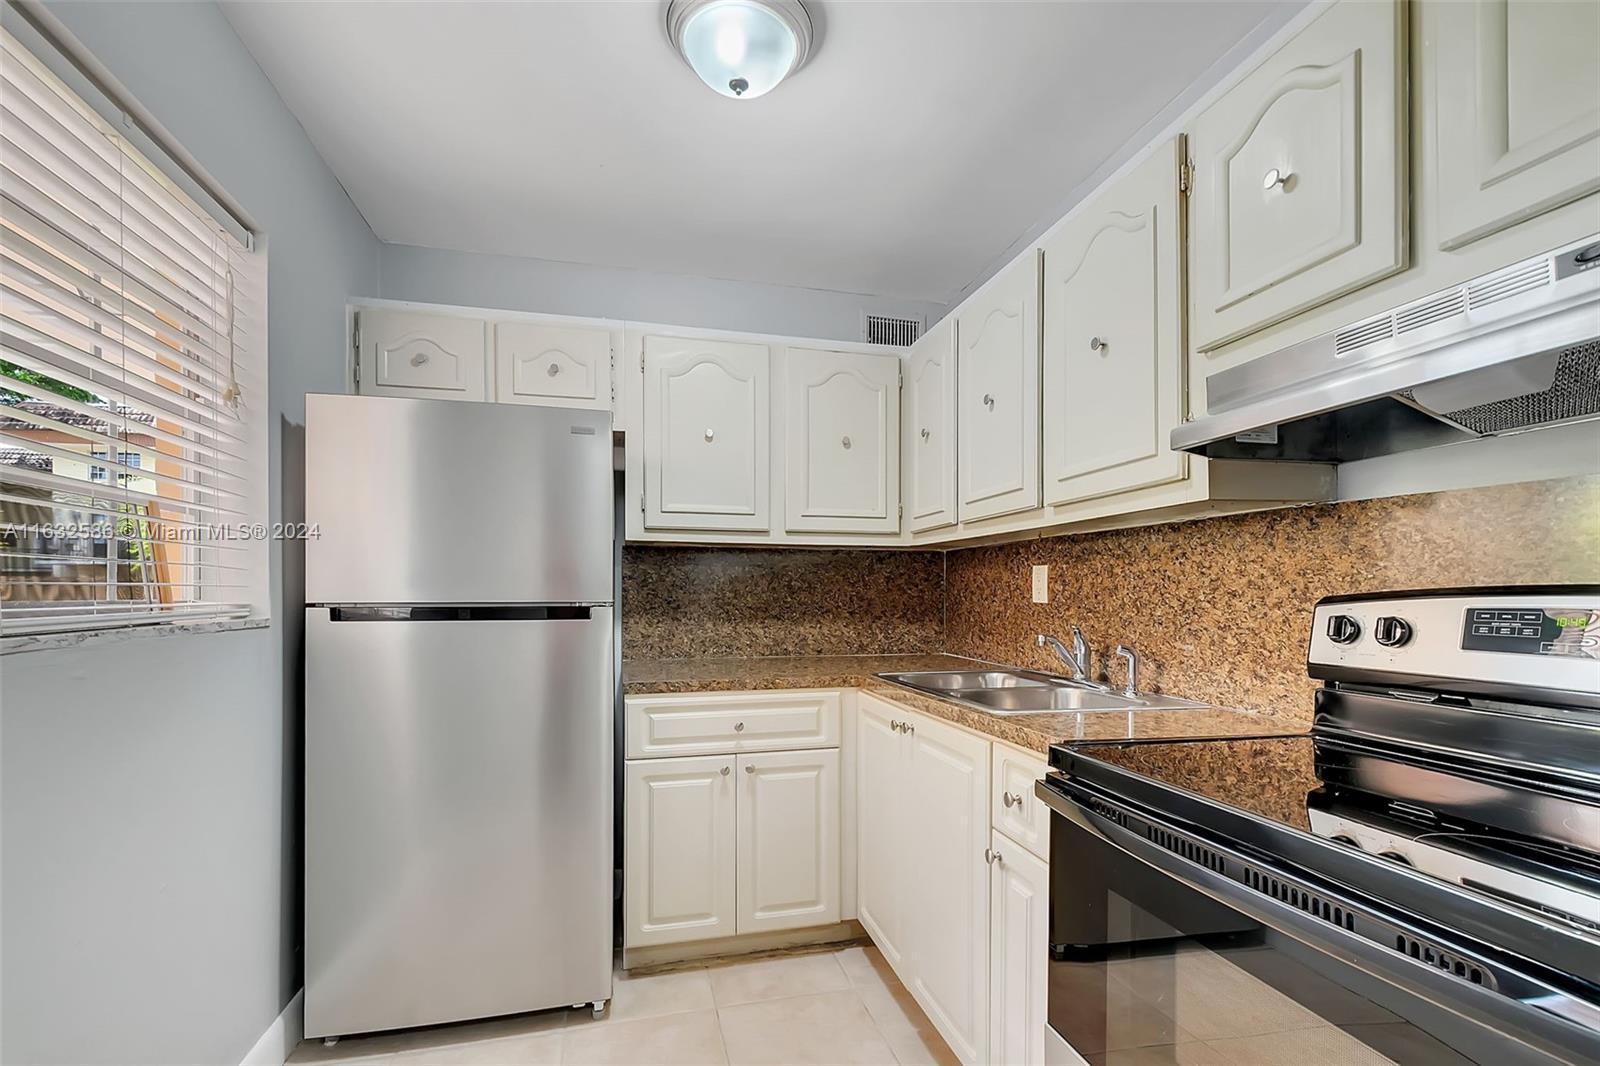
[875,667,1205,716]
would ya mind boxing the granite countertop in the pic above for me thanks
[622,653,1308,755]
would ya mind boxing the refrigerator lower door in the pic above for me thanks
[304,606,613,1038]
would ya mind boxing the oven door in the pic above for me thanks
[1037,775,1600,1066]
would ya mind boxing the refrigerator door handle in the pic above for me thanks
[327,605,600,622]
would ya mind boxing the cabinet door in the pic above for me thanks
[957,252,1042,522]
[357,309,487,401]
[783,348,901,534]
[735,749,840,934]
[493,321,611,410]
[906,711,991,1065]
[1431,0,1600,250]
[856,697,909,970]
[1188,0,1407,351]
[903,319,958,533]
[642,335,770,531]
[1041,139,1187,507]
[623,755,736,947]
[989,831,1049,1066]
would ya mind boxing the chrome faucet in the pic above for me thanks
[1037,628,1111,691]
[1114,644,1140,698]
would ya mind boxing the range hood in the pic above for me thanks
[1172,235,1600,462]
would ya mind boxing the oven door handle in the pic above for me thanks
[1035,778,1600,1066]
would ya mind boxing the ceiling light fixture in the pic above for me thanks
[666,0,813,100]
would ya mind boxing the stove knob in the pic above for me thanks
[1326,614,1362,645]
[1374,616,1413,648]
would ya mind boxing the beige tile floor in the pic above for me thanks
[288,944,958,1066]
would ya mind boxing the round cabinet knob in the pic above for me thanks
[720,766,730,776]
[1374,616,1413,648]
[1326,614,1362,645]
[1003,791,1022,808]
[984,848,1003,865]
[983,393,995,409]
[546,363,561,377]
[745,764,755,774]
[920,427,930,441]
[1263,167,1291,190]
[841,436,852,450]
[410,352,430,367]
[704,428,715,442]
[1089,336,1107,352]
[734,721,745,732]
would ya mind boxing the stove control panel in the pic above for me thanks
[1462,607,1600,658]
[1309,591,1600,701]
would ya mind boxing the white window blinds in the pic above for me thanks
[1,27,266,638]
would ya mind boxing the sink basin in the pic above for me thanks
[876,667,1206,716]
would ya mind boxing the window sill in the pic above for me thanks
[0,615,271,656]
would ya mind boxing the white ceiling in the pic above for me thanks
[224,1,1296,305]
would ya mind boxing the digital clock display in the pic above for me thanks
[1462,606,1600,658]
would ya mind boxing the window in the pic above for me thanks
[1,26,267,639]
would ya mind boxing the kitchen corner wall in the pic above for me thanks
[624,547,945,659]
[944,476,1600,724]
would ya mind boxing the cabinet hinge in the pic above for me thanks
[639,345,646,373]
[351,313,361,390]
[1178,158,1195,196]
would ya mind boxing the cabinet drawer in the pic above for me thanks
[991,744,1049,862]
[626,690,842,758]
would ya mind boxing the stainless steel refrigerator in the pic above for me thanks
[303,393,614,1039]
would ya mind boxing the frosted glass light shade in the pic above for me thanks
[668,0,812,100]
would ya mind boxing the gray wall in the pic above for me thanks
[379,242,947,342]
[0,3,380,1064]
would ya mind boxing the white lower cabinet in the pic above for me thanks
[856,695,991,1065]
[624,693,841,951]
[736,749,841,933]
[623,755,737,947]
[988,830,1049,1066]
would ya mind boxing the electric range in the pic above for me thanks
[1037,587,1600,1066]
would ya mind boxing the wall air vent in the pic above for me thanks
[864,313,923,347]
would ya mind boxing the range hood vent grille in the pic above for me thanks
[1405,341,1600,435]
[1468,259,1552,310]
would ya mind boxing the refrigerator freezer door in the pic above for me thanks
[304,606,614,1038]
[305,393,613,604]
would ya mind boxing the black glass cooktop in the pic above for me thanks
[1053,733,1600,936]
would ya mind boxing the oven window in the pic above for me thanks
[1047,814,1558,1066]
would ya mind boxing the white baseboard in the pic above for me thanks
[241,988,304,1066]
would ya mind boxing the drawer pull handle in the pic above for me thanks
[1003,791,1023,808]
[1263,167,1291,191]
[546,362,561,377]
[410,352,429,367]
[734,721,745,732]
[720,766,730,776]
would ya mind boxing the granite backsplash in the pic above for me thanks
[623,546,945,659]
[944,476,1600,724]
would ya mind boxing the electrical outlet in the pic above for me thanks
[1031,565,1049,604]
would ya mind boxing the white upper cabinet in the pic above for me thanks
[642,335,771,531]
[782,348,901,534]
[1041,138,1187,507]
[903,319,958,533]
[1430,0,1600,251]
[957,252,1042,522]
[357,309,487,401]
[493,321,611,410]
[1188,0,1408,352]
